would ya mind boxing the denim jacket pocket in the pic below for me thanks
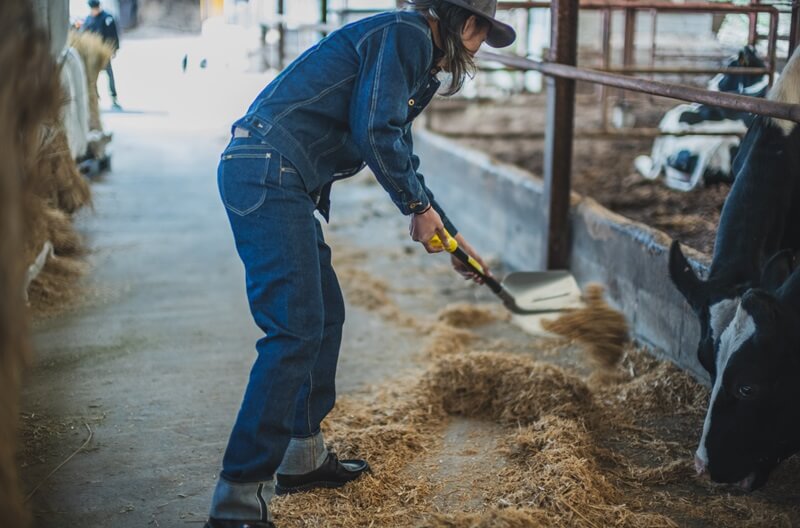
[218,145,274,216]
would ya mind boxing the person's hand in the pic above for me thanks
[409,206,449,253]
[451,234,492,285]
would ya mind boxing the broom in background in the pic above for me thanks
[68,30,114,133]
[0,0,63,525]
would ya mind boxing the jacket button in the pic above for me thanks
[408,99,415,107]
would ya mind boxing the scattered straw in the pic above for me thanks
[27,256,88,316]
[436,303,503,328]
[424,323,477,356]
[25,423,93,502]
[596,350,708,414]
[336,267,422,329]
[542,283,629,369]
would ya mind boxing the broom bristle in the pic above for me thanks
[68,30,114,132]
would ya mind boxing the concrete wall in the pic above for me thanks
[415,128,712,384]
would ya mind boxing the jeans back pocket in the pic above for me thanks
[218,145,273,216]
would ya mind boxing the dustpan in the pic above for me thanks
[431,233,582,314]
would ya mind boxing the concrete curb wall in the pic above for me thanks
[415,128,712,384]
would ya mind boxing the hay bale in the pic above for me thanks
[67,31,113,132]
[424,351,593,425]
[34,122,92,214]
[0,0,63,525]
[542,283,629,369]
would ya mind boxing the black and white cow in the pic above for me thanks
[635,46,770,190]
[669,46,800,490]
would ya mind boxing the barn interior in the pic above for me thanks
[4,0,800,526]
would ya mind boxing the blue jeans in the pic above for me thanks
[210,135,344,520]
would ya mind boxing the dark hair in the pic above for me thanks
[405,0,489,95]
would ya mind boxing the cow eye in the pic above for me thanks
[736,384,760,400]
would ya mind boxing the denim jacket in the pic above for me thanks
[232,10,457,234]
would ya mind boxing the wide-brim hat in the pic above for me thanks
[441,0,517,48]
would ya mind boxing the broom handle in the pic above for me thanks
[450,246,504,294]
[429,233,504,294]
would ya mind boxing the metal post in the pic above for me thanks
[748,0,760,46]
[277,0,285,70]
[542,0,578,270]
[623,8,636,68]
[320,0,328,38]
[600,8,611,131]
[791,4,800,56]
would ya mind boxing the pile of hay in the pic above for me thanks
[542,283,629,369]
[272,380,446,527]
[16,32,114,315]
[0,0,63,525]
[424,351,593,425]
[23,124,92,314]
[67,31,113,133]
[282,255,800,526]
[596,349,708,414]
[423,323,477,356]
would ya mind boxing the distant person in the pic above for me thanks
[82,0,122,110]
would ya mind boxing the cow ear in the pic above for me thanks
[761,250,795,292]
[741,289,778,328]
[669,240,707,311]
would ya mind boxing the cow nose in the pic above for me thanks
[694,453,708,475]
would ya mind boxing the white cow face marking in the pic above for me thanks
[709,299,739,343]
[696,302,756,466]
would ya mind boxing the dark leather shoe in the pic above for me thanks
[204,518,275,528]
[276,452,370,495]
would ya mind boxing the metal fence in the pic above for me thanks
[490,0,800,268]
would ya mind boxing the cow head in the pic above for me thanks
[694,252,800,490]
[669,241,738,376]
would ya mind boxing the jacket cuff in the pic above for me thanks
[401,193,431,216]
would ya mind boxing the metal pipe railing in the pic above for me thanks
[497,1,780,81]
[478,50,800,122]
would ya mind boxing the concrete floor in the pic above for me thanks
[20,29,528,527]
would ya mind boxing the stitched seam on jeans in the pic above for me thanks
[306,372,313,439]
[222,156,271,216]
